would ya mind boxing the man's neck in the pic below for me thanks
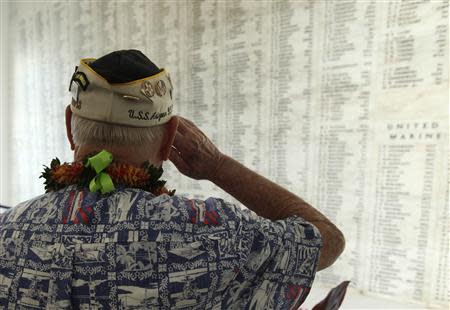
[74,144,162,168]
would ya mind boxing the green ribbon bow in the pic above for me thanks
[85,150,115,194]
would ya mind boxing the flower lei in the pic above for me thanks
[40,150,175,196]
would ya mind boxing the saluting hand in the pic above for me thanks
[169,116,224,181]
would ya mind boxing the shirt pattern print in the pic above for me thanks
[0,185,322,309]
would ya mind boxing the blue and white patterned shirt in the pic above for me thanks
[0,185,322,309]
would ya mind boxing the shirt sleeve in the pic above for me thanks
[189,196,323,309]
[0,209,9,225]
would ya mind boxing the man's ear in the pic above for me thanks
[160,116,179,161]
[65,105,75,151]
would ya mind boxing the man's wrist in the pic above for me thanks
[209,154,232,184]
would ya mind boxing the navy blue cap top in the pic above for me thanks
[89,49,162,84]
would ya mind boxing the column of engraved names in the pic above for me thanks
[223,1,265,171]
[186,1,219,126]
[276,1,317,195]
[368,123,442,300]
[415,144,438,303]
[381,1,447,90]
[430,3,449,305]
[188,1,224,195]
[314,0,374,286]
[431,150,449,306]
[371,1,449,304]
[299,1,314,197]
[268,0,307,189]
[369,144,406,296]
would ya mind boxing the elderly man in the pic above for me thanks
[0,50,344,309]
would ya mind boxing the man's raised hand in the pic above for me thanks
[168,116,224,181]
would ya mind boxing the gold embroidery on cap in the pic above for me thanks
[122,95,141,101]
[155,80,166,96]
[140,80,155,100]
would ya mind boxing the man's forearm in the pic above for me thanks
[211,155,345,270]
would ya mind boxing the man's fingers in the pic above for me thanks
[172,132,191,153]
[168,147,190,173]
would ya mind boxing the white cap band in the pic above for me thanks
[70,58,174,127]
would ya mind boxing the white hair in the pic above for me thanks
[71,113,165,146]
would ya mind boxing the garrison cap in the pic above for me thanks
[69,50,173,127]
